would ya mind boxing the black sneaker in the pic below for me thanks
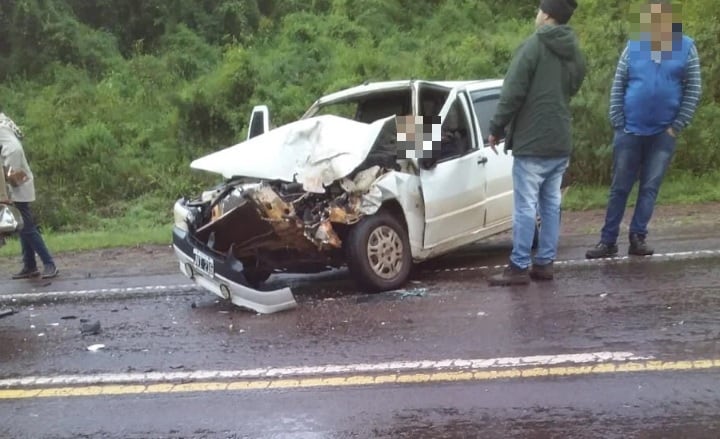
[629,234,654,256]
[489,263,530,287]
[41,265,59,279]
[530,262,554,281]
[12,267,40,280]
[586,242,619,259]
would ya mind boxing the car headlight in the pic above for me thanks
[173,199,190,232]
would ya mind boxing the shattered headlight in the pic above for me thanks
[173,199,191,232]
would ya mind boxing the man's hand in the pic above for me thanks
[667,127,677,138]
[6,168,27,187]
[487,135,499,155]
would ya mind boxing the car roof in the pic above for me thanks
[314,79,504,106]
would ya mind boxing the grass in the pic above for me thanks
[1,171,718,257]
[0,225,172,258]
[563,170,720,211]
[0,195,175,258]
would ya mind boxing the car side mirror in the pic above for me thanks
[247,105,270,140]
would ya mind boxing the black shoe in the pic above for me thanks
[629,234,654,256]
[12,267,40,280]
[586,242,619,259]
[489,263,530,287]
[41,265,59,279]
[530,262,554,281]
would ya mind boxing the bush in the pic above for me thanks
[1,0,718,231]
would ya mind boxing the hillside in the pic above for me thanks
[0,0,717,230]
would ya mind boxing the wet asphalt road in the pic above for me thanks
[1,233,720,438]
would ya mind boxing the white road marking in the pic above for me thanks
[0,284,197,303]
[433,249,720,273]
[0,351,649,388]
[0,249,718,304]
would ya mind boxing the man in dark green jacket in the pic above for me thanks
[487,0,586,286]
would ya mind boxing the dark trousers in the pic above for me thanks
[15,202,55,269]
[600,129,676,244]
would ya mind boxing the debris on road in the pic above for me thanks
[87,344,105,352]
[81,321,102,336]
[0,308,14,318]
[398,288,427,299]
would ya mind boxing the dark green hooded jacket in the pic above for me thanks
[489,24,586,157]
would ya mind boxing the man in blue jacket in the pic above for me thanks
[587,0,701,259]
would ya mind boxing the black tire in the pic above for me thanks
[345,211,412,293]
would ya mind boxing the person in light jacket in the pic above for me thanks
[0,112,58,279]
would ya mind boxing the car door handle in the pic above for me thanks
[477,157,488,165]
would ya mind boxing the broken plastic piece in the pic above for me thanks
[81,321,102,335]
[398,288,427,299]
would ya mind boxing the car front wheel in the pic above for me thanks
[346,211,412,292]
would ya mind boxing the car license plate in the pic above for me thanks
[193,249,214,277]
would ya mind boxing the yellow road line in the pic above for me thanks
[1,359,718,401]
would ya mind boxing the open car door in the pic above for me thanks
[418,88,489,250]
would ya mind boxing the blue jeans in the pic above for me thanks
[511,156,570,269]
[15,202,55,270]
[600,129,676,245]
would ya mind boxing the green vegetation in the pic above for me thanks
[563,170,720,211]
[0,0,718,238]
[0,226,170,258]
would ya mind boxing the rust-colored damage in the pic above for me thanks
[199,167,387,259]
[328,205,356,224]
[314,220,343,248]
[246,186,320,250]
[247,184,352,250]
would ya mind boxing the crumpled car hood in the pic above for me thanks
[191,115,395,193]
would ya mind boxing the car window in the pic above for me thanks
[356,92,412,123]
[470,90,500,146]
[439,99,471,160]
[311,90,412,123]
[312,101,358,119]
[418,86,450,117]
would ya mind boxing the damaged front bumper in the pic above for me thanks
[172,227,297,314]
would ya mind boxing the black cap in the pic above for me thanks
[540,0,578,24]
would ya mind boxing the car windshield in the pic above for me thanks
[312,89,412,123]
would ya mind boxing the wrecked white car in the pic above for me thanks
[172,80,514,313]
